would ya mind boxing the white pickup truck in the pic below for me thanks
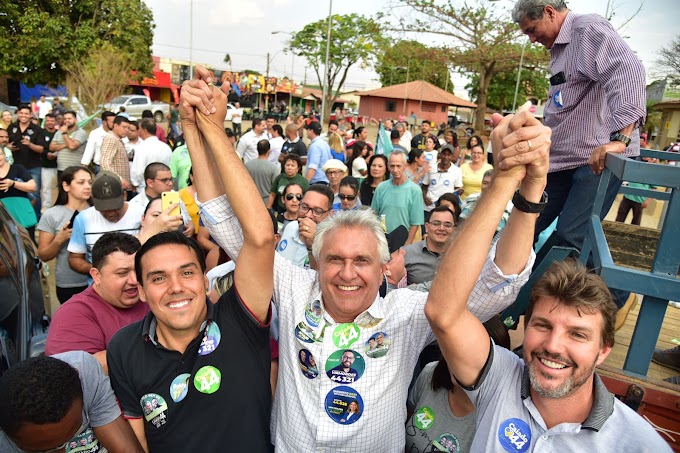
[104,95,170,123]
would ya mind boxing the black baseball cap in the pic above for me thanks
[92,171,124,211]
[304,121,323,135]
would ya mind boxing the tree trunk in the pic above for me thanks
[475,69,492,133]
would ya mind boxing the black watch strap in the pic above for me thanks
[512,190,548,214]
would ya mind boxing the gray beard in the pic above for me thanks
[527,353,598,399]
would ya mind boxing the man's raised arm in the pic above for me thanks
[425,109,551,388]
[181,69,273,322]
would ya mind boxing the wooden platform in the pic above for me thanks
[604,299,680,381]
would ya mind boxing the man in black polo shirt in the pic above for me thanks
[280,122,307,167]
[411,119,441,151]
[107,91,274,452]
[7,104,45,214]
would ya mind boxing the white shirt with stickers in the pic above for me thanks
[199,195,533,453]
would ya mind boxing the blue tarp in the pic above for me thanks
[19,84,67,103]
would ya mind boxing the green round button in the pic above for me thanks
[194,366,222,394]
[414,406,435,430]
[332,323,361,349]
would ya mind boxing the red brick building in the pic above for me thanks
[358,80,476,125]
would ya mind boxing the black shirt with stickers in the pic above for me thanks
[411,133,441,151]
[107,285,271,453]
[7,121,45,169]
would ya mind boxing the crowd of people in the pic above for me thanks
[0,0,675,451]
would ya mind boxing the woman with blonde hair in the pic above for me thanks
[328,131,346,162]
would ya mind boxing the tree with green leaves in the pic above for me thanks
[0,0,154,86]
[289,14,386,123]
[465,45,549,112]
[375,40,452,90]
[388,0,549,131]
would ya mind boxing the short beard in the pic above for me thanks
[527,352,598,399]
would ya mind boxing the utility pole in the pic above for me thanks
[265,52,271,112]
[266,52,270,78]
[320,0,333,126]
[403,60,410,114]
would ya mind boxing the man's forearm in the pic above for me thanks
[69,254,92,274]
[305,167,316,181]
[493,179,544,275]
[406,225,418,244]
[184,125,223,202]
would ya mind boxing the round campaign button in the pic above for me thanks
[278,239,288,251]
[324,385,364,425]
[363,331,391,358]
[332,323,361,349]
[432,433,461,452]
[305,299,323,328]
[295,321,316,344]
[413,406,435,430]
[169,373,191,403]
[325,349,365,384]
[194,366,222,394]
[443,180,450,186]
[298,349,319,379]
[498,418,532,452]
[198,321,221,356]
[553,90,563,108]
[140,393,169,428]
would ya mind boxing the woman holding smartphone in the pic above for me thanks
[37,165,93,303]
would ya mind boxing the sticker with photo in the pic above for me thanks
[324,385,364,425]
[305,299,323,328]
[325,349,365,384]
[298,348,319,379]
[363,331,391,358]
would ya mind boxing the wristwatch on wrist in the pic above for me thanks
[610,131,631,147]
[512,190,548,214]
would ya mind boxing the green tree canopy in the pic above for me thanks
[0,0,155,86]
[375,40,452,90]
[289,13,386,122]
[465,45,549,112]
[388,0,549,131]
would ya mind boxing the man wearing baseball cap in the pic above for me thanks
[68,171,145,275]
[304,121,332,184]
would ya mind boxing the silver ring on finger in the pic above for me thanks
[527,140,533,151]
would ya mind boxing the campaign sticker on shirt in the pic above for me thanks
[278,239,288,251]
[363,332,391,358]
[170,373,191,403]
[498,418,532,452]
[305,299,323,328]
[298,348,319,379]
[443,180,451,186]
[325,349,366,384]
[332,323,361,348]
[432,433,461,452]
[431,179,438,186]
[295,321,316,343]
[324,385,364,425]
[413,406,435,430]
[140,393,168,428]
[552,90,563,108]
[194,365,222,394]
[66,427,99,453]
[425,153,433,161]
[198,321,221,355]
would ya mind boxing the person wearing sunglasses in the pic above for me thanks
[267,154,309,214]
[0,352,143,453]
[275,184,334,268]
[278,183,305,232]
[333,176,362,211]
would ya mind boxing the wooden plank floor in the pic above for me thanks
[603,299,680,381]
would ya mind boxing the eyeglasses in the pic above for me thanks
[428,220,455,229]
[326,170,343,176]
[154,178,174,185]
[285,193,303,201]
[338,194,356,201]
[299,202,330,217]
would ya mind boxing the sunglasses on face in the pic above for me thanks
[338,194,356,201]
[285,193,303,201]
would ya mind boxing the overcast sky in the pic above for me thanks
[146,0,678,99]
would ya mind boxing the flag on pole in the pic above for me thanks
[376,123,393,157]
[78,110,102,128]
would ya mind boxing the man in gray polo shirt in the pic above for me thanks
[426,111,669,451]
[402,205,455,284]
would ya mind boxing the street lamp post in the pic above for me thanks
[320,0,333,126]
[512,40,527,112]
[189,0,193,79]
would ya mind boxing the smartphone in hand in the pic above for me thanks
[161,191,181,218]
